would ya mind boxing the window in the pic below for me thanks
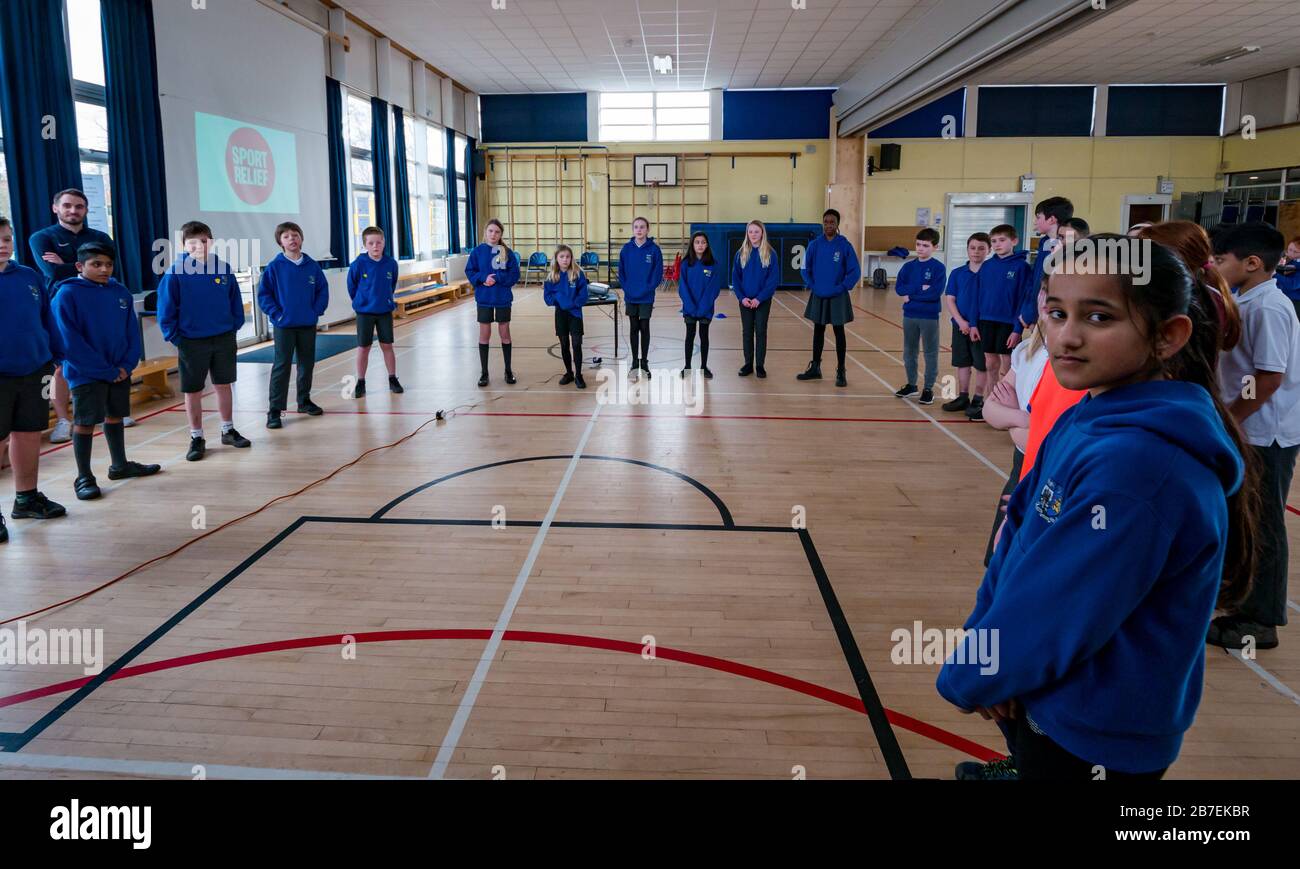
[454,133,471,250]
[346,93,375,255]
[404,115,421,256]
[599,91,711,142]
[0,114,10,221]
[426,122,449,255]
[66,0,113,236]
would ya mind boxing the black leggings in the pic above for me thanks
[684,320,710,368]
[812,323,847,370]
[628,316,651,365]
[559,332,583,374]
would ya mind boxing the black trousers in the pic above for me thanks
[1238,441,1298,626]
[269,325,317,412]
[1005,716,1166,781]
[740,299,772,367]
[985,448,1025,567]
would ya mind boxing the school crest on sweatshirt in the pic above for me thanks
[1035,479,1063,524]
[833,251,842,263]
[30,284,40,301]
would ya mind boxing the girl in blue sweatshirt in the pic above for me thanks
[617,217,664,379]
[256,221,330,428]
[732,220,779,378]
[937,237,1258,780]
[798,209,861,388]
[466,218,520,387]
[542,245,589,389]
[678,232,722,379]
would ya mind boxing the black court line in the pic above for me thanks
[3,466,908,779]
[371,455,735,527]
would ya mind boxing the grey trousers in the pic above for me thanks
[903,317,940,389]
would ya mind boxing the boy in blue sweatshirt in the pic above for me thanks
[347,226,403,398]
[617,217,664,379]
[1276,236,1300,321]
[1021,197,1074,330]
[28,189,115,445]
[893,228,946,404]
[971,224,1031,396]
[51,242,161,501]
[157,221,251,462]
[466,218,521,387]
[798,209,861,387]
[257,221,329,428]
[0,217,67,542]
[941,232,990,415]
[939,238,1248,779]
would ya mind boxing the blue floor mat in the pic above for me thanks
[238,333,357,364]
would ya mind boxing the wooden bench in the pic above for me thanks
[393,267,458,319]
[131,356,177,404]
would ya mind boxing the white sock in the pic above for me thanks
[221,421,234,434]
[190,429,204,439]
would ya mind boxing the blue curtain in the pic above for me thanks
[0,0,83,268]
[465,136,478,251]
[100,0,168,294]
[391,105,414,260]
[325,78,349,265]
[370,97,393,243]
[445,127,460,253]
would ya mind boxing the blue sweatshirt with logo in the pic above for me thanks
[617,238,664,306]
[937,380,1243,774]
[543,270,590,319]
[679,258,723,319]
[1021,236,1057,326]
[28,224,114,289]
[347,253,399,314]
[156,254,245,343]
[465,243,521,308]
[0,262,64,377]
[1276,258,1300,301]
[731,247,779,304]
[944,263,983,325]
[801,233,861,299]
[52,276,142,389]
[895,257,947,319]
[970,250,1031,333]
[257,253,329,329]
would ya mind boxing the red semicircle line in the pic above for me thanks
[0,628,1002,763]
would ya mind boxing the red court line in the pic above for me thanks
[37,392,210,457]
[0,629,1002,762]
[1288,504,1299,517]
[165,407,979,426]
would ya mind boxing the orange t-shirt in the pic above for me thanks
[1020,364,1088,480]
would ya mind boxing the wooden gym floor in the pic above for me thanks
[0,283,1296,779]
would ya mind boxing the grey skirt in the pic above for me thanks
[803,292,855,326]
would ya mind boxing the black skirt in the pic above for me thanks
[803,292,855,326]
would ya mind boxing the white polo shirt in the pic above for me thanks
[1218,279,1300,448]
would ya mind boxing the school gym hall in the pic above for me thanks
[0,0,1299,794]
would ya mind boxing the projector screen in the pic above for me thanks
[153,0,332,268]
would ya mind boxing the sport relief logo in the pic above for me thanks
[225,126,276,206]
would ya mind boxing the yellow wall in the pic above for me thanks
[1220,125,1300,173]
[862,137,1224,238]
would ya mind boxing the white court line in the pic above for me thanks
[0,751,419,780]
[394,387,902,400]
[1289,600,1300,615]
[427,402,603,780]
[1226,650,1300,707]
[772,293,1008,480]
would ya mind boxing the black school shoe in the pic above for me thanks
[738,364,754,377]
[186,436,206,462]
[354,378,366,399]
[702,367,713,380]
[965,396,985,421]
[796,362,822,381]
[756,366,767,379]
[221,428,251,449]
[919,388,934,405]
[0,516,6,543]
[266,411,283,429]
[108,461,162,481]
[942,394,970,413]
[12,491,67,520]
[1207,615,1279,650]
[560,372,575,385]
[505,370,517,385]
[895,383,918,398]
[389,376,404,394]
[575,373,587,389]
[478,373,489,387]
[74,475,101,501]
[835,368,847,388]
[298,400,324,416]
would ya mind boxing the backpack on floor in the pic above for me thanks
[871,267,888,289]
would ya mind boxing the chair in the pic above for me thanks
[662,252,682,291]
[524,250,549,285]
[579,250,599,279]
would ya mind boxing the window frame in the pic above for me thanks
[598,91,712,142]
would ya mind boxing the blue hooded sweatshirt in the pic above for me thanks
[895,257,947,319]
[543,269,589,319]
[465,243,521,308]
[944,262,983,325]
[731,246,779,304]
[679,257,723,319]
[347,253,399,315]
[52,276,142,389]
[617,238,664,306]
[257,253,329,329]
[970,250,1031,333]
[1276,258,1300,301]
[801,233,861,299]
[937,380,1244,774]
[1021,236,1056,326]
[156,254,245,343]
[0,261,64,377]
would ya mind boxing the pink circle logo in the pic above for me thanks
[225,127,276,205]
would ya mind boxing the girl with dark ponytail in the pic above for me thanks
[938,235,1258,780]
